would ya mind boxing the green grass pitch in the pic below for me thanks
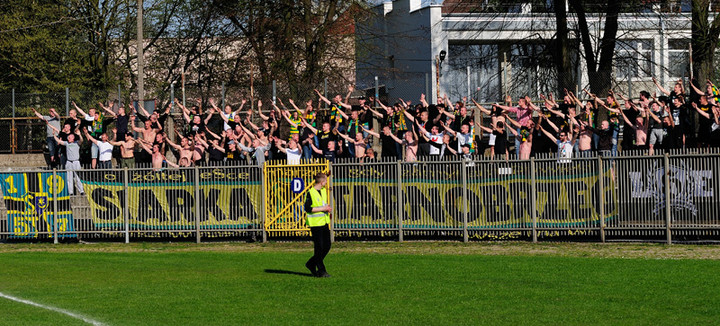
[0,242,719,325]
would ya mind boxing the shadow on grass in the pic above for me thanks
[264,269,315,277]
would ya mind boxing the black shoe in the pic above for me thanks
[316,271,331,278]
[305,261,317,276]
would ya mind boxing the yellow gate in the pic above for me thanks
[263,159,330,236]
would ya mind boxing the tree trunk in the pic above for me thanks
[553,0,575,93]
[691,0,720,88]
[570,0,620,122]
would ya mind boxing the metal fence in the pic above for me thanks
[1,152,719,243]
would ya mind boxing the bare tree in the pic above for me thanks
[691,0,720,86]
[218,0,367,99]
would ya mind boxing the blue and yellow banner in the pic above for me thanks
[0,172,75,238]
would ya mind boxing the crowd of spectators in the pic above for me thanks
[34,78,720,181]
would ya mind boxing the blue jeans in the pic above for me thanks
[302,144,313,159]
[47,137,58,158]
[592,133,600,150]
[336,124,346,134]
[347,141,355,157]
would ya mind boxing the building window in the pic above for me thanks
[668,39,690,80]
[446,44,499,102]
[509,43,556,99]
[615,39,653,80]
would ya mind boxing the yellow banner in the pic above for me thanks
[332,164,617,229]
[79,169,263,229]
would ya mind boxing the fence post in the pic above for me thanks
[664,153,672,245]
[627,65,633,98]
[11,117,15,154]
[397,160,403,242]
[123,168,130,243]
[65,88,70,116]
[576,52,582,95]
[466,66,471,100]
[372,76,381,154]
[329,170,335,243]
[502,53,508,96]
[272,80,276,104]
[461,160,468,243]
[221,82,226,109]
[597,156,606,243]
[425,73,430,99]
[167,83,175,143]
[11,89,16,154]
[53,169,58,244]
[374,76,379,101]
[323,78,328,109]
[530,157,538,243]
[261,164,267,243]
[182,75,186,109]
[194,166,201,244]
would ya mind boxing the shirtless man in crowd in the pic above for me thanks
[338,132,368,159]
[166,129,195,167]
[109,128,137,168]
[368,125,418,162]
[192,133,208,165]
[620,102,649,149]
[139,142,178,170]
[571,115,594,155]
[131,116,158,144]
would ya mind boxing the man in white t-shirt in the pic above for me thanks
[84,130,114,169]
[539,125,575,163]
[211,98,246,131]
[442,122,475,154]
[417,123,444,156]
[278,139,303,165]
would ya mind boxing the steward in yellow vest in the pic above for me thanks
[304,172,332,277]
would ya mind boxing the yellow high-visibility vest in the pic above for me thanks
[306,187,329,227]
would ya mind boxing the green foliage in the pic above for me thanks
[0,0,362,104]
[0,1,114,93]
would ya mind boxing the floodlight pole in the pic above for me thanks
[136,0,145,107]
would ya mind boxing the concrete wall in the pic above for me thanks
[0,154,48,169]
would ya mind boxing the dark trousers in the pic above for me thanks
[308,224,331,273]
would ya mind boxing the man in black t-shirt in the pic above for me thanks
[309,140,337,162]
[379,125,399,159]
[100,102,130,141]
[315,122,338,151]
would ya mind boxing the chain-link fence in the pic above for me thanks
[0,89,118,118]
[0,79,355,153]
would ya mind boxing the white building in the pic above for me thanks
[356,0,693,103]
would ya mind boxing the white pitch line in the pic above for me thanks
[0,291,106,326]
